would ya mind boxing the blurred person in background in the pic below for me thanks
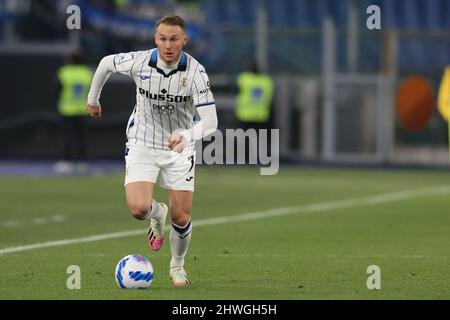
[438,66,450,124]
[235,59,274,131]
[54,51,93,174]
[86,15,218,286]
[234,59,274,162]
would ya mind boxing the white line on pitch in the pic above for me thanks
[2,215,66,228]
[1,184,449,256]
[206,253,449,259]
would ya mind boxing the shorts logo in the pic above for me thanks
[186,176,193,182]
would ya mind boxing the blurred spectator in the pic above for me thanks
[234,59,274,163]
[235,59,274,131]
[54,51,93,173]
[438,66,450,124]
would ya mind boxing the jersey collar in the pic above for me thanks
[148,49,187,78]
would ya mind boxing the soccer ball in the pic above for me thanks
[115,254,154,289]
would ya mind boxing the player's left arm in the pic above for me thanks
[168,66,218,152]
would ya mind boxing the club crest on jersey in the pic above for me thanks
[139,87,190,102]
[181,77,187,87]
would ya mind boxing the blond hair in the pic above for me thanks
[156,15,186,32]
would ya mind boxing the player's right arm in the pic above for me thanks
[86,52,137,119]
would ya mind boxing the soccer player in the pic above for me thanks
[86,15,218,286]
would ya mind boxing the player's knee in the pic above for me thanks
[128,202,150,220]
[170,206,191,226]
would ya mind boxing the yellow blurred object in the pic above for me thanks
[438,66,450,122]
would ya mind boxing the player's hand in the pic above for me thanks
[86,103,102,119]
[168,133,187,153]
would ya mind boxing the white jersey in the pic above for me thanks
[113,49,214,151]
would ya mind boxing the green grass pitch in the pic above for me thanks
[1,165,450,299]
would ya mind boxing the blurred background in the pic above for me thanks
[0,0,449,171]
[3,1,450,300]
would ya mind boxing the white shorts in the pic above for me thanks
[124,145,195,191]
